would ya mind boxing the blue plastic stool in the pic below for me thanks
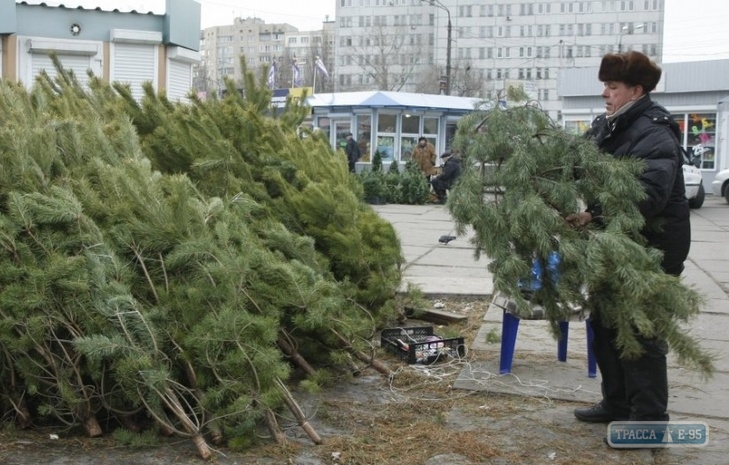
[499,310,597,378]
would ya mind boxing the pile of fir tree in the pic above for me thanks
[0,62,402,457]
[447,91,713,376]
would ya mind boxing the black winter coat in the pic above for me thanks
[437,156,462,188]
[585,96,690,276]
[345,138,361,165]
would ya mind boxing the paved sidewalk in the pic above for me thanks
[373,195,729,463]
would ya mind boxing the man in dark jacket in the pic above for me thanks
[344,132,361,172]
[568,51,690,434]
[431,151,462,203]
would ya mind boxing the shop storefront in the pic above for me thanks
[306,91,485,171]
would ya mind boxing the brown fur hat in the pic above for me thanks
[598,51,662,93]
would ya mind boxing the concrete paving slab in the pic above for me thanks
[693,259,729,274]
[709,271,729,287]
[682,265,729,311]
[399,276,492,296]
[668,369,729,419]
[412,247,487,267]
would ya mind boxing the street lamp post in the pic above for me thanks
[421,0,452,95]
[618,23,644,53]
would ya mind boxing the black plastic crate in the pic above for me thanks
[380,326,466,365]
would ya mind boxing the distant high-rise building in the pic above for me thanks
[334,0,664,120]
[196,17,334,94]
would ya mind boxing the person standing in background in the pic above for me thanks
[344,132,361,173]
[412,137,437,179]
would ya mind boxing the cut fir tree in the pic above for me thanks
[447,95,713,377]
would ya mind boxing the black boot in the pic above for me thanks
[574,401,629,423]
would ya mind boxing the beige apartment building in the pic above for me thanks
[196,17,334,94]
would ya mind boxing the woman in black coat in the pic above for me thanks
[568,51,691,430]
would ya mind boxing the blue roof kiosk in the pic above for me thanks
[306,91,484,172]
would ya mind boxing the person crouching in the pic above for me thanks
[431,151,462,204]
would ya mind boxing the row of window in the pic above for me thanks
[214,33,288,44]
[287,37,323,45]
[338,38,658,59]
[339,53,429,67]
[335,69,553,91]
[453,0,661,17]
[339,0,661,14]
[340,16,657,39]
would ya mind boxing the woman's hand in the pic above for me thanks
[565,211,593,228]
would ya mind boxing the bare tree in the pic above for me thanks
[415,62,484,97]
[450,63,484,97]
[348,24,425,92]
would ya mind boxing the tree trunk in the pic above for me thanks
[333,333,393,376]
[264,406,286,444]
[82,415,103,438]
[163,387,211,460]
[277,332,317,377]
[275,378,322,445]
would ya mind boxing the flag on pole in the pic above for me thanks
[267,59,277,89]
[314,56,329,79]
[292,58,302,87]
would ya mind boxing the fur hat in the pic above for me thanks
[598,51,662,93]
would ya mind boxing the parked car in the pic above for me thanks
[682,148,705,209]
[711,168,729,204]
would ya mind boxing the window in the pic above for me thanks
[564,120,592,135]
[377,113,397,133]
[674,113,717,169]
[356,114,372,159]
[423,117,438,136]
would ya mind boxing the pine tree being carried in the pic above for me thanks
[447,91,713,376]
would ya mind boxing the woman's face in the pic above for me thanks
[600,81,642,115]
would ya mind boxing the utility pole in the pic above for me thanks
[618,23,644,53]
[422,0,452,95]
[445,10,451,96]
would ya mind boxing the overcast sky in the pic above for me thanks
[227,0,729,63]
[41,0,729,63]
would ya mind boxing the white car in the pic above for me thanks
[682,148,705,209]
[711,168,729,204]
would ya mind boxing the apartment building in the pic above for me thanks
[197,18,296,93]
[196,17,335,94]
[334,0,664,120]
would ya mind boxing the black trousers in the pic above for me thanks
[431,178,450,200]
[590,312,669,421]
